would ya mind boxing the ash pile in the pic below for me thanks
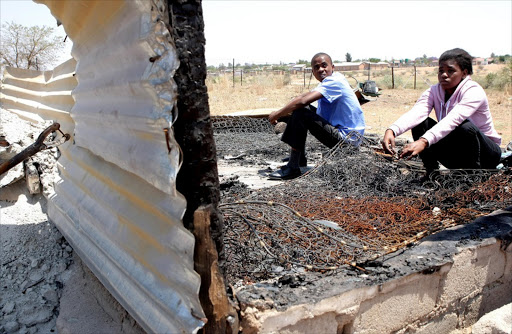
[213,116,512,287]
[1,110,72,334]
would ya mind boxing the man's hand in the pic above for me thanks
[268,110,280,125]
[268,90,323,125]
[382,129,396,155]
[400,138,428,160]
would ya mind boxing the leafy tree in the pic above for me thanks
[218,63,226,71]
[296,59,309,65]
[345,52,352,62]
[422,54,428,64]
[0,21,65,70]
[368,58,381,63]
[490,52,495,58]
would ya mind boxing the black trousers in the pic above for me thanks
[412,118,502,170]
[280,106,341,152]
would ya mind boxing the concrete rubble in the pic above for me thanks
[472,302,512,334]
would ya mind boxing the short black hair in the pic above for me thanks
[311,52,332,66]
[439,48,473,75]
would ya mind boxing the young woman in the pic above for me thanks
[382,48,502,177]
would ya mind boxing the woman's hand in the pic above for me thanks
[382,129,396,155]
[400,138,428,160]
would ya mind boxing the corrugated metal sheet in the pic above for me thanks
[0,59,76,138]
[0,0,206,332]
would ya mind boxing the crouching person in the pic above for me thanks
[382,48,502,181]
[268,52,365,180]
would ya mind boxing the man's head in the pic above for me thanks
[311,52,334,82]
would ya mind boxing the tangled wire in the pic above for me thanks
[213,116,512,284]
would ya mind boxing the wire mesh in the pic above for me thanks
[214,116,512,284]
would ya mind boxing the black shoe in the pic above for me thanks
[281,156,307,167]
[268,165,302,180]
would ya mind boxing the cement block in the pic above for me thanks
[478,279,512,317]
[461,293,483,328]
[415,313,458,334]
[354,273,440,334]
[504,242,512,279]
[472,302,512,334]
[253,287,370,333]
[440,242,506,305]
[279,312,339,334]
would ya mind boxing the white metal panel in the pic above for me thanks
[0,0,206,332]
[0,59,76,138]
[41,0,181,195]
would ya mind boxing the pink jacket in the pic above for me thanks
[389,77,501,146]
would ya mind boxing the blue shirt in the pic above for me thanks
[313,72,365,139]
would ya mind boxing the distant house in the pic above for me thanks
[333,62,389,71]
[374,62,391,69]
[291,64,307,74]
[334,62,366,71]
[472,57,489,65]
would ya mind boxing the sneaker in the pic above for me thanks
[268,165,302,180]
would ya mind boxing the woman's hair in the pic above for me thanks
[439,48,473,75]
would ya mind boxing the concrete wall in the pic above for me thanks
[237,208,512,333]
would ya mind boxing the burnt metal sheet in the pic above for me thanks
[0,0,206,332]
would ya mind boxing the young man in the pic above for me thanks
[268,52,365,180]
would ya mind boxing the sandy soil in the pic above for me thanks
[207,68,512,148]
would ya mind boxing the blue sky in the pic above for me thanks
[2,0,511,66]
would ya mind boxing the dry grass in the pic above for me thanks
[207,65,512,148]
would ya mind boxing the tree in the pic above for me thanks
[1,22,65,71]
[345,53,352,62]
[368,58,381,63]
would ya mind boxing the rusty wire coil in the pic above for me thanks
[215,117,512,284]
